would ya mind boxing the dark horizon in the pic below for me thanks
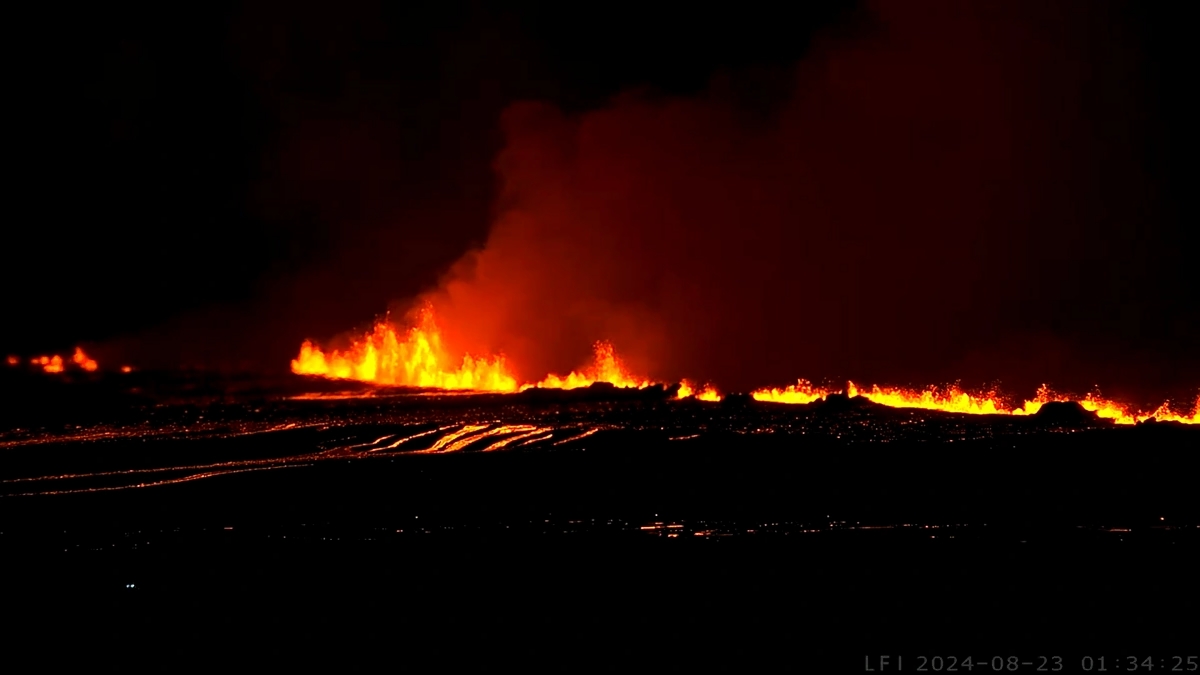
[5,0,1197,403]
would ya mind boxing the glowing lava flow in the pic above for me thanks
[1013,388,1200,425]
[527,341,651,390]
[750,380,830,404]
[293,309,665,392]
[293,307,1192,421]
[751,380,1200,425]
[291,307,519,392]
[1141,396,1200,425]
[848,381,1009,415]
[678,380,722,401]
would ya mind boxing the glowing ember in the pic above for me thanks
[31,355,64,373]
[120,365,133,374]
[5,355,18,366]
[23,348,99,374]
[678,380,722,401]
[72,347,98,372]
[292,306,519,392]
[529,341,651,390]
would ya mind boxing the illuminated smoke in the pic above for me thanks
[292,0,1193,413]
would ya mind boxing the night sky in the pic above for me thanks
[5,0,1196,402]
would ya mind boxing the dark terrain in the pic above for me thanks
[2,370,1196,668]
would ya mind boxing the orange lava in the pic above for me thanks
[678,380,722,401]
[750,379,830,404]
[32,355,64,373]
[751,380,1199,425]
[293,307,662,392]
[291,306,519,391]
[24,347,99,374]
[528,341,651,390]
[1140,396,1200,425]
[1010,386,1199,425]
[72,347,98,372]
[849,381,1010,415]
[292,307,1194,423]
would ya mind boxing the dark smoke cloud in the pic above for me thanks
[424,0,1196,399]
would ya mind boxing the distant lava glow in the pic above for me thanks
[24,347,100,374]
[292,306,519,392]
[33,355,64,373]
[752,381,1199,425]
[72,347,98,372]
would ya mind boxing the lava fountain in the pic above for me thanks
[292,306,519,392]
[527,341,651,390]
[293,307,676,393]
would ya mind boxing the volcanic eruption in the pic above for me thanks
[289,0,1196,425]
[292,305,518,391]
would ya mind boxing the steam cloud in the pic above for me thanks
[419,0,1190,399]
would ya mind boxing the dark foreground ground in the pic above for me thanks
[7,527,1198,669]
[2,373,1197,668]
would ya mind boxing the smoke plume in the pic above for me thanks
[413,0,1193,400]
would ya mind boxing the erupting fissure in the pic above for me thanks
[751,381,1200,425]
[527,341,651,391]
[677,380,722,402]
[292,307,673,394]
[292,306,1196,424]
[292,307,518,391]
